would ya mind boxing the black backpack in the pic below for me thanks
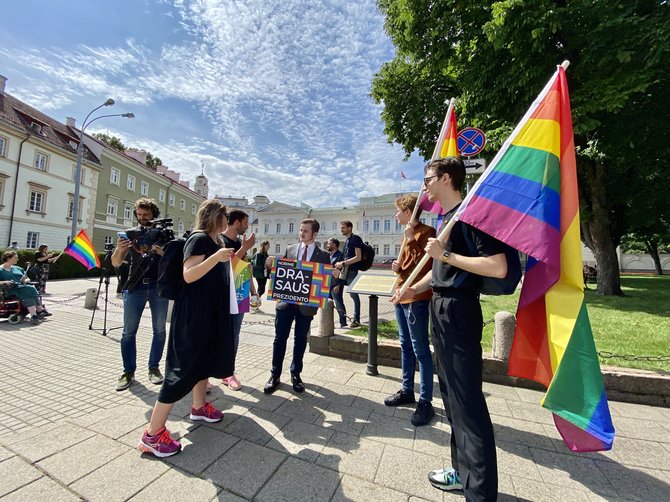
[157,237,187,300]
[359,242,375,271]
[455,224,522,295]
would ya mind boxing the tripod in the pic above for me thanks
[89,249,122,336]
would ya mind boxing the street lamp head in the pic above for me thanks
[122,112,135,119]
[103,98,115,106]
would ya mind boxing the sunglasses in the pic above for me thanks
[423,174,441,186]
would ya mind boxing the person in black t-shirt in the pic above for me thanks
[393,157,506,501]
[333,220,362,327]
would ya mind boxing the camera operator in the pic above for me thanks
[111,198,168,392]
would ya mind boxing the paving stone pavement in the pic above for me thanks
[1,278,669,501]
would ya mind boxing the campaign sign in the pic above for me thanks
[268,258,333,308]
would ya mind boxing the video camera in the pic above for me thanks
[125,218,175,255]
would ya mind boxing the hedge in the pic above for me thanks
[6,250,113,280]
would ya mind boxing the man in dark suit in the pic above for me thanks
[264,218,332,394]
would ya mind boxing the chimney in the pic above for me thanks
[124,148,148,165]
[0,75,6,94]
[66,117,76,128]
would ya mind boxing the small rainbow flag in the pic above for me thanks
[420,100,459,215]
[64,230,100,270]
[457,64,614,452]
[231,254,251,314]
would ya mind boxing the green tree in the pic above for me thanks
[146,152,163,168]
[93,133,126,152]
[372,0,670,295]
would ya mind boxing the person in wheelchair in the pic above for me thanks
[0,250,51,323]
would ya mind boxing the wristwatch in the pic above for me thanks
[440,249,450,264]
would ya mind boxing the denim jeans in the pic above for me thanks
[395,300,433,403]
[231,312,244,370]
[271,304,313,377]
[331,283,347,326]
[346,269,360,322]
[121,283,168,374]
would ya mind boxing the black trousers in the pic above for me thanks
[430,292,498,502]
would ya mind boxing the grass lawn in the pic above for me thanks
[350,275,670,373]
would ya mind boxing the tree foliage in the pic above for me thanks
[146,152,163,168]
[372,0,670,292]
[94,133,163,168]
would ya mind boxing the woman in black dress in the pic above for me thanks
[139,199,236,457]
[33,245,56,293]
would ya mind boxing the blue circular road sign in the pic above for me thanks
[457,127,486,157]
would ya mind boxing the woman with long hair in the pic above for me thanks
[33,244,57,294]
[0,251,50,322]
[251,240,270,297]
[139,199,236,457]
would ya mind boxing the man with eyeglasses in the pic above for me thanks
[393,157,507,500]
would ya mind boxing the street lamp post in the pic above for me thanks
[70,99,134,240]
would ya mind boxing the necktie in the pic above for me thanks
[302,245,308,261]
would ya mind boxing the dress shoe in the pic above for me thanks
[291,374,305,393]
[263,375,280,394]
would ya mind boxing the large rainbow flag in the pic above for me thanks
[420,101,459,215]
[64,230,100,270]
[456,65,615,452]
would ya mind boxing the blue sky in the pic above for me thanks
[0,0,426,206]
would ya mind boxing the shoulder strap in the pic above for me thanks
[450,223,477,289]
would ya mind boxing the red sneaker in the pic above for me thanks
[190,401,223,423]
[138,427,181,457]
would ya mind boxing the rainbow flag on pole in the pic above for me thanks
[64,230,100,270]
[420,100,459,215]
[457,64,615,452]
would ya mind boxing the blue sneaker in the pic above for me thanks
[428,467,463,491]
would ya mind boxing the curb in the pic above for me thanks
[309,333,670,407]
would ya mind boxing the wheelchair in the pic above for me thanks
[0,284,30,324]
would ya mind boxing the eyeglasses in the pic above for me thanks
[423,174,441,186]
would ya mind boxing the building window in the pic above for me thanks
[384,219,391,233]
[110,168,120,185]
[276,223,281,234]
[71,166,85,183]
[107,197,118,216]
[124,204,132,220]
[363,220,369,233]
[395,244,400,255]
[104,235,113,246]
[383,244,390,255]
[332,221,337,231]
[34,151,48,171]
[192,204,196,215]
[67,196,82,220]
[178,219,184,233]
[432,217,437,227]
[180,199,185,211]
[26,232,39,249]
[140,181,149,196]
[29,190,45,212]
[289,222,294,234]
[0,135,7,157]
[275,243,281,253]
[373,220,380,233]
[159,189,166,203]
[169,194,175,207]
[264,223,269,234]
[420,217,426,225]
[127,175,136,191]
[395,221,402,232]
[373,244,379,254]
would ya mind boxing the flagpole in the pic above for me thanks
[50,251,65,264]
[395,61,571,303]
[392,98,455,283]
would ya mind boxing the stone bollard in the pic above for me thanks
[84,287,98,310]
[492,311,515,361]
[318,300,335,337]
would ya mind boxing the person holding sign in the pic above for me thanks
[393,158,506,499]
[385,194,436,427]
[263,219,331,394]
